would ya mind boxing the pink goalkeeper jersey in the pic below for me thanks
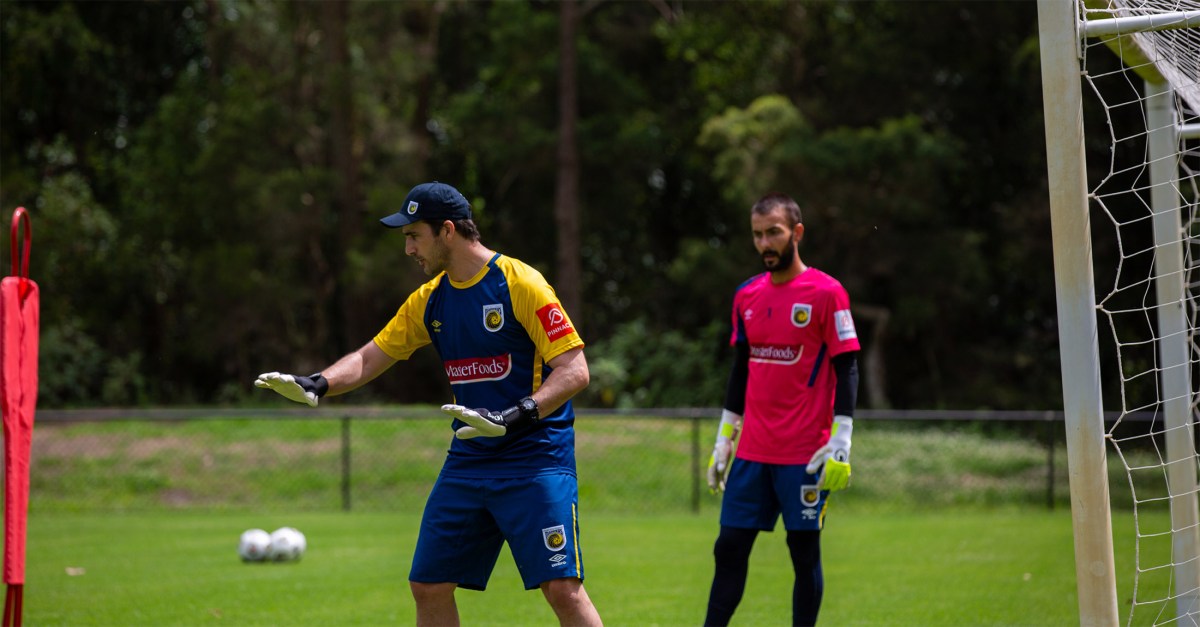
[731,267,860,465]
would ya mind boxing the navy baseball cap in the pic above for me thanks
[380,181,472,228]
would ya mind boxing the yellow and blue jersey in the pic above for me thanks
[373,253,584,479]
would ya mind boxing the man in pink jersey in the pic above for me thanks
[703,193,860,627]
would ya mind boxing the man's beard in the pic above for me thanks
[761,236,796,273]
[417,239,451,276]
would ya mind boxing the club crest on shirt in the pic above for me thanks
[542,525,567,552]
[792,303,813,328]
[482,303,504,332]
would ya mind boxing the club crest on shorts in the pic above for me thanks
[801,484,820,507]
[482,304,504,332]
[542,525,567,552]
[792,303,813,328]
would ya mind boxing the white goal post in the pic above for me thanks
[1038,1,1200,625]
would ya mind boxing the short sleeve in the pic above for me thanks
[501,259,584,362]
[822,282,859,357]
[372,278,436,360]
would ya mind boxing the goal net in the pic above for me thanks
[1039,0,1200,625]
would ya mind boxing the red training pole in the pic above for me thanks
[1,208,37,627]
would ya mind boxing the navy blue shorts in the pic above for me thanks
[409,473,585,591]
[720,459,829,531]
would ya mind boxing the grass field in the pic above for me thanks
[22,507,1159,626]
[29,413,1150,513]
[14,413,1180,625]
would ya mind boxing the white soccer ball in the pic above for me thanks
[238,528,272,562]
[268,527,306,562]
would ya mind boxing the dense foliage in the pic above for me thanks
[2,1,1083,410]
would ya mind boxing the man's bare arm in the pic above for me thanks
[321,340,399,397]
[532,347,589,415]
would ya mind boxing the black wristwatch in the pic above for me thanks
[493,396,540,431]
[517,396,540,422]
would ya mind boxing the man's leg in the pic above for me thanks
[786,530,823,627]
[704,526,759,627]
[410,581,459,627]
[540,577,603,627]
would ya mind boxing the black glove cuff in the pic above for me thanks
[307,373,329,398]
[499,396,539,430]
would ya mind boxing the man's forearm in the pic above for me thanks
[533,348,589,416]
[321,341,397,397]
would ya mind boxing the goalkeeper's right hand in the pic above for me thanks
[706,410,742,493]
[254,372,329,407]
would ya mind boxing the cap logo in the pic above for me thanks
[406,200,419,215]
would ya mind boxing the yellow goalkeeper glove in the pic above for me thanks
[805,416,853,491]
[706,410,742,493]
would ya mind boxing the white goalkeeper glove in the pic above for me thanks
[254,372,328,407]
[806,415,853,491]
[442,396,539,440]
[706,410,742,493]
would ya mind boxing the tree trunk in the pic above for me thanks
[852,303,891,409]
[322,0,364,353]
[404,3,444,174]
[555,0,584,324]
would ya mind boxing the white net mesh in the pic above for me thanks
[1088,0,1200,111]
[1080,1,1200,624]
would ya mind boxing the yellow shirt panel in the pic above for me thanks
[372,276,438,360]
[497,256,585,363]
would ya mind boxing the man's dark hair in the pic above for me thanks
[751,193,803,227]
[425,218,481,242]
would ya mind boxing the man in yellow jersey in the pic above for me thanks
[255,181,602,626]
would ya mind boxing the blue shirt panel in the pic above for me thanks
[425,254,576,478]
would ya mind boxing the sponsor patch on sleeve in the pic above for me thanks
[536,303,575,342]
[834,309,857,342]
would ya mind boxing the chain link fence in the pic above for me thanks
[16,407,1173,515]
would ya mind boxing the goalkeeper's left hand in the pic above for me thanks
[805,416,853,491]
[442,397,539,439]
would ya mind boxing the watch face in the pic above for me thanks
[521,398,538,416]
